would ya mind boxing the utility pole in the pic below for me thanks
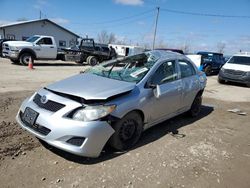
[152,7,160,50]
[39,10,42,19]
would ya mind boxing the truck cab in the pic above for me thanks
[2,35,57,65]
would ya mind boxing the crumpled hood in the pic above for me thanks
[46,73,136,100]
[4,41,33,47]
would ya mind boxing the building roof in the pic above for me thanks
[0,19,80,38]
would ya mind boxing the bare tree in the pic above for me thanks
[155,39,167,48]
[181,42,190,54]
[97,30,116,44]
[217,42,226,53]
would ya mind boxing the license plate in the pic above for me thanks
[23,107,39,126]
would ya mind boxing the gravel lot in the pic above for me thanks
[0,57,249,188]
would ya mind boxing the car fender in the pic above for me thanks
[19,48,37,59]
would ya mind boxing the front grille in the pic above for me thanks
[33,94,65,112]
[224,69,245,76]
[19,111,51,136]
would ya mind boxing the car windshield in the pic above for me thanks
[227,56,250,66]
[26,36,40,42]
[85,52,160,83]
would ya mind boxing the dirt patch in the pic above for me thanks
[0,91,40,162]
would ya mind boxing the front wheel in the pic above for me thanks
[19,53,33,66]
[218,77,225,84]
[189,95,202,117]
[88,56,98,66]
[109,112,143,151]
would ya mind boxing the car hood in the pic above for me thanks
[4,41,33,47]
[46,73,136,100]
[223,63,250,72]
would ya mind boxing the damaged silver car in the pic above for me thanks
[16,50,206,157]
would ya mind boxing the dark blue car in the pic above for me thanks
[197,52,225,75]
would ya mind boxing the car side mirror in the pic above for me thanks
[153,85,161,98]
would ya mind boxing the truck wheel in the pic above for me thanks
[204,65,212,76]
[109,112,143,151]
[88,56,98,66]
[20,53,33,66]
[218,77,225,84]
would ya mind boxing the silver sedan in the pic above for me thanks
[16,50,207,157]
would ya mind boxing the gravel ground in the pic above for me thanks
[0,58,249,188]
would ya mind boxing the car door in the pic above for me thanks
[35,37,57,59]
[148,60,183,123]
[177,59,200,110]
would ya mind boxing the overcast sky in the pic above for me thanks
[1,0,250,54]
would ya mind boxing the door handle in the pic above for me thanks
[50,46,54,48]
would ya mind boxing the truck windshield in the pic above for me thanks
[85,52,160,83]
[227,56,250,66]
[26,36,40,42]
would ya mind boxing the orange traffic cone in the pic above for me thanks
[28,57,34,70]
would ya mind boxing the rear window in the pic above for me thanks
[227,56,250,66]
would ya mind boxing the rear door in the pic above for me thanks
[149,60,183,122]
[35,37,57,59]
[177,59,200,110]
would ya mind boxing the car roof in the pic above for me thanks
[155,48,184,54]
[151,50,187,60]
[234,52,250,57]
[197,51,223,55]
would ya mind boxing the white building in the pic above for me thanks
[108,44,145,57]
[0,19,79,48]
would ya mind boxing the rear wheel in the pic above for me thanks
[109,112,143,151]
[19,53,33,66]
[204,65,212,76]
[88,56,98,66]
[189,95,202,117]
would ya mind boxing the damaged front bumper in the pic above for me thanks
[16,88,115,158]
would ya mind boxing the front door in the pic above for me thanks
[149,60,183,123]
[35,37,57,59]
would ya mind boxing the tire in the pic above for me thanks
[204,65,212,76]
[109,112,143,151]
[19,53,33,66]
[88,56,98,66]
[189,94,202,117]
[218,77,225,84]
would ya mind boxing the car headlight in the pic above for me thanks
[10,46,19,51]
[72,105,116,121]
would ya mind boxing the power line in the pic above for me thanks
[161,8,250,18]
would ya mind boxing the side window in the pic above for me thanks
[178,60,196,78]
[37,38,52,45]
[59,40,66,47]
[151,60,177,85]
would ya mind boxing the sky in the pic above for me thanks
[0,0,250,54]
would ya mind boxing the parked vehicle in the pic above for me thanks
[64,38,117,66]
[197,51,225,75]
[16,50,207,157]
[2,35,65,65]
[218,53,250,87]
[0,38,15,57]
[108,44,145,57]
[156,48,184,54]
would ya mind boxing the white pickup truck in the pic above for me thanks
[2,35,64,65]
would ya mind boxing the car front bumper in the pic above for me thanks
[16,89,115,158]
[219,70,250,85]
[2,50,19,60]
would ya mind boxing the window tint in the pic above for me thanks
[151,60,177,85]
[37,38,52,45]
[178,60,196,78]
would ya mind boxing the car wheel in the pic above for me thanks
[20,53,33,66]
[204,65,212,76]
[88,56,98,66]
[189,95,202,117]
[218,77,225,84]
[109,112,143,151]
